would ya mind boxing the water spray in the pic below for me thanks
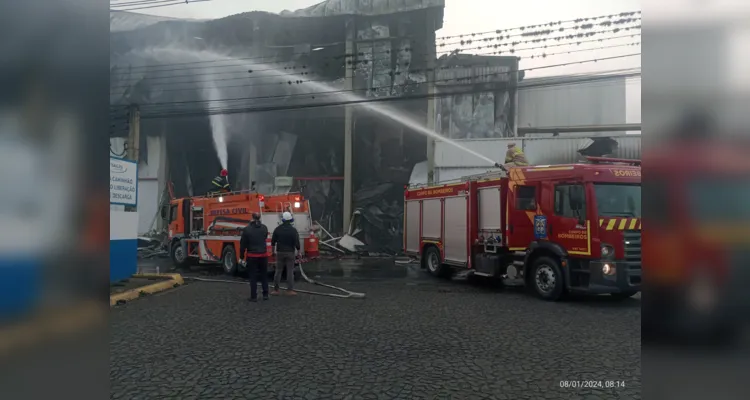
[122,47,499,170]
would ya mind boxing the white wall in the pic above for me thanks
[518,77,627,135]
[110,135,167,234]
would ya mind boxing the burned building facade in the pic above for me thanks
[110,0,445,252]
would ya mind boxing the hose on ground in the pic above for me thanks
[182,262,366,299]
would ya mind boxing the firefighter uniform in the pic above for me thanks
[240,213,270,301]
[209,175,230,194]
[505,143,529,167]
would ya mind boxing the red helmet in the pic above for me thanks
[220,169,228,177]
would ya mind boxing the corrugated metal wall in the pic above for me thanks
[517,77,627,134]
[413,135,641,184]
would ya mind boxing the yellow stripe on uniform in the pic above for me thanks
[606,219,617,230]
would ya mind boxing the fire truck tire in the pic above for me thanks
[424,246,451,279]
[530,256,565,301]
[221,245,238,276]
[609,290,639,300]
[170,241,190,270]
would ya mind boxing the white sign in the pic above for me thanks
[110,157,138,206]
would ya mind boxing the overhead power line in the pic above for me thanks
[110,39,640,93]
[136,70,642,120]
[110,34,641,94]
[109,54,640,118]
[113,68,640,113]
[134,70,641,116]
[436,17,640,48]
[111,29,640,86]
[110,0,211,12]
[436,11,640,40]
[112,12,640,73]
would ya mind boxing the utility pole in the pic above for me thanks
[248,19,262,190]
[342,17,355,233]
[126,103,140,213]
[425,13,437,185]
[127,104,140,162]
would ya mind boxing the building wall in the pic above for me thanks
[517,77,627,135]
[110,135,166,234]
[110,210,138,282]
[410,135,642,185]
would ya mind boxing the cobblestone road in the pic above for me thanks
[111,259,641,399]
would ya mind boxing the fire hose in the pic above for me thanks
[182,262,366,299]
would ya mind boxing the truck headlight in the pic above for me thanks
[294,201,301,208]
[601,244,614,259]
[602,263,616,276]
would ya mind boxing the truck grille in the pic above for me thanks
[623,230,641,285]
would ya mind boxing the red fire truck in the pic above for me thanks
[163,190,319,275]
[404,157,641,301]
[644,140,750,339]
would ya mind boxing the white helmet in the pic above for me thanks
[282,211,294,222]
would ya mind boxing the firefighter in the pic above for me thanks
[209,169,231,195]
[271,211,300,296]
[504,143,529,167]
[239,212,270,302]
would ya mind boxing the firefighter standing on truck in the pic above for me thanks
[239,213,270,302]
[504,143,529,167]
[209,169,231,195]
[271,211,299,296]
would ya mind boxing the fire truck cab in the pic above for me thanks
[644,140,750,338]
[404,157,641,301]
[163,190,319,275]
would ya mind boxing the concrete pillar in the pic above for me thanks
[156,128,168,230]
[425,13,437,185]
[342,17,355,233]
[127,104,140,162]
[126,104,140,213]
[248,143,257,189]
[510,58,520,137]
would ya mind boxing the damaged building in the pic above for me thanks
[109,0,639,254]
[110,0,449,254]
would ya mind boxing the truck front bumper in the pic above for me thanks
[584,260,641,294]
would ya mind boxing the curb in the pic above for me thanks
[110,273,184,307]
[0,301,105,358]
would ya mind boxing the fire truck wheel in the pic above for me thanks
[530,256,565,301]
[170,241,190,270]
[424,246,451,279]
[221,246,238,276]
[609,290,639,300]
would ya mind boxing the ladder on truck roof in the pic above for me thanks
[201,188,258,199]
[584,156,641,166]
[408,169,508,190]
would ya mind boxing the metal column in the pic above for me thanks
[343,17,355,232]
[425,14,437,185]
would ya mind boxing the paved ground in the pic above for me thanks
[111,259,641,399]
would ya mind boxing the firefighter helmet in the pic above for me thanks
[282,211,293,222]
[220,169,228,177]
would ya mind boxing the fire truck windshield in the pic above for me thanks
[688,178,750,222]
[594,184,641,218]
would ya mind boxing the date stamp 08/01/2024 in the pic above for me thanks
[559,381,627,389]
